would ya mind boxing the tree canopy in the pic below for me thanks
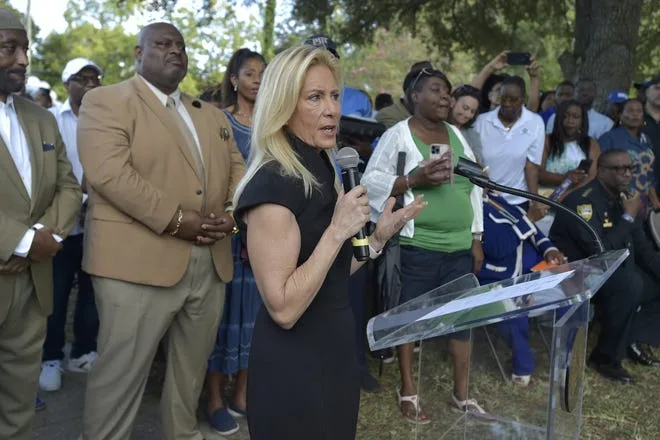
[291,0,660,103]
[30,0,259,98]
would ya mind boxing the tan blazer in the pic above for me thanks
[77,75,245,286]
[0,96,82,315]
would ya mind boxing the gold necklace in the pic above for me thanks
[235,110,252,122]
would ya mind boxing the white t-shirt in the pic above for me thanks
[474,106,545,205]
[546,108,613,139]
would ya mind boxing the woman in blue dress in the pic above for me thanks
[205,48,266,436]
[598,98,660,215]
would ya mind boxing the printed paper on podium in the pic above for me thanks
[416,270,576,322]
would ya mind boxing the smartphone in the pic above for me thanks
[507,52,532,66]
[429,143,450,161]
[429,144,454,186]
[577,159,592,171]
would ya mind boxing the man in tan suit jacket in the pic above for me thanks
[0,9,82,440]
[77,22,244,440]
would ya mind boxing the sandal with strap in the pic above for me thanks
[397,388,431,425]
[451,394,492,419]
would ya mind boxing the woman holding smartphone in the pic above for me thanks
[537,100,601,234]
[362,68,485,423]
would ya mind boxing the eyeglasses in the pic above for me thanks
[409,68,450,92]
[70,74,102,85]
[409,68,432,92]
[601,164,634,174]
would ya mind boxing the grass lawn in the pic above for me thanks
[355,326,660,440]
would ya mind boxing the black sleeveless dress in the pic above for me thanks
[234,136,359,440]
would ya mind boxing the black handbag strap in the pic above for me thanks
[394,151,406,211]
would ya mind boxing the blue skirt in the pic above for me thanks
[208,235,262,374]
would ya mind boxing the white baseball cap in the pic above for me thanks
[61,58,103,83]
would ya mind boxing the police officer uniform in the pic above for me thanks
[550,179,660,382]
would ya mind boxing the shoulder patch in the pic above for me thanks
[577,204,593,221]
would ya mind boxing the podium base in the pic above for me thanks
[439,413,577,440]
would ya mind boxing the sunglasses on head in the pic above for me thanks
[409,68,447,92]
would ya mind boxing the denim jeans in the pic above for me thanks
[42,234,99,361]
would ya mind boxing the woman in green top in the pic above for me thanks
[362,69,486,424]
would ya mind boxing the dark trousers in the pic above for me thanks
[592,264,660,364]
[400,246,472,340]
[348,265,369,370]
[43,234,99,361]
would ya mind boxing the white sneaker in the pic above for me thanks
[511,373,531,386]
[68,351,97,373]
[39,360,62,391]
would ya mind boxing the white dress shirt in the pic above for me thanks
[0,94,44,257]
[361,118,483,238]
[0,95,32,197]
[545,108,614,139]
[139,76,203,161]
[474,106,546,205]
[51,98,86,235]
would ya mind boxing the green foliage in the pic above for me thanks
[291,0,656,92]
[636,0,660,82]
[31,24,135,99]
[340,28,477,96]
[31,0,260,98]
[262,0,276,60]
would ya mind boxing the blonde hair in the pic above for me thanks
[233,45,343,207]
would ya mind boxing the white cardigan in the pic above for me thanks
[362,118,483,238]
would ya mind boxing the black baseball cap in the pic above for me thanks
[303,34,340,59]
[634,74,660,90]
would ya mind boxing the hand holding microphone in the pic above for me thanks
[335,147,371,261]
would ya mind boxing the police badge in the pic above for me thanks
[576,204,593,221]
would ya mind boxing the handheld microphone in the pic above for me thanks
[336,147,370,261]
[454,157,488,180]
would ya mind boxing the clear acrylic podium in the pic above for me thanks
[367,250,629,440]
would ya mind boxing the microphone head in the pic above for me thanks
[336,147,360,170]
[192,100,202,108]
[455,157,486,178]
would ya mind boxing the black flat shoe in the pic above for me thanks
[360,369,382,393]
[628,342,660,367]
[588,358,633,385]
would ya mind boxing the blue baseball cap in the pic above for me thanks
[607,90,628,103]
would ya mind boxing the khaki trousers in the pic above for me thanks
[82,246,225,440]
[0,271,47,440]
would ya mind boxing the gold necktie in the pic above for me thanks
[166,96,204,179]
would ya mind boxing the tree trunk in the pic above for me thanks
[262,0,276,60]
[568,0,643,110]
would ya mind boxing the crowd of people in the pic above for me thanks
[1,5,660,439]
